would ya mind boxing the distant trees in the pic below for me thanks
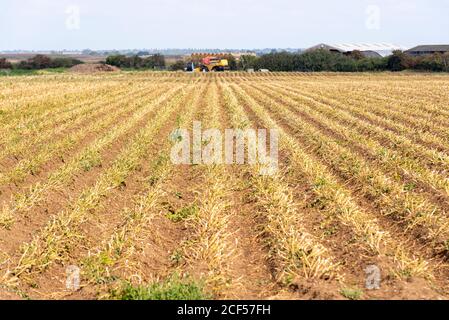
[150,54,166,69]
[383,50,449,72]
[106,54,166,69]
[235,49,448,73]
[50,57,84,68]
[0,58,12,69]
[136,51,150,56]
[16,55,83,70]
[293,50,356,72]
[348,50,365,61]
[105,55,129,67]
[18,55,52,69]
[354,57,388,72]
[82,49,98,56]
[413,53,449,72]
[253,52,295,71]
[442,53,449,72]
[2,51,448,74]
[250,50,360,72]
[224,55,238,71]
[169,60,186,71]
[238,55,259,70]
[386,50,413,71]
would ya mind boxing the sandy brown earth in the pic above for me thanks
[0,72,448,300]
[69,64,120,73]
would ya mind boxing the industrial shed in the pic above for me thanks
[306,43,406,58]
[405,45,449,56]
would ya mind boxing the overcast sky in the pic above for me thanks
[1,0,448,50]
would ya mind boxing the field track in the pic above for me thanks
[0,72,449,300]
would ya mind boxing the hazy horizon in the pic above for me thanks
[1,0,448,51]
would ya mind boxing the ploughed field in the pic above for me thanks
[0,72,449,300]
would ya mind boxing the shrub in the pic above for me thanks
[348,50,365,61]
[355,57,388,71]
[50,57,83,68]
[294,50,356,72]
[150,54,166,69]
[443,53,449,72]
[387,50,414,72]
[106,55,129,68]
[167,205,198,222]
[18,55,52,69]
[254,51,295,71]
[238,55,259,70]
[0,58,12,69]
[170,60,186,71]
[106,54,166,69]
[224,55,238,70]
[250,50,365,72]
[414,54,445,72]
[15,55,83,70]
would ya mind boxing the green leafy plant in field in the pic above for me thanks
[147,154,170,186]
[403,183,416,192]
[340,288,363,300]
[170,249,184,266]
[113,274,208,300]
[167,205,199,223]
[79,150,102,172]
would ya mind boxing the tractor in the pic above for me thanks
[186,56,229,72]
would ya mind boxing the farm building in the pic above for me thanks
[306,43,406,58]
[405,45,449,56]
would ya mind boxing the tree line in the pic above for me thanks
[0,54,167,71]
[1,50,448,73]
[105,54,166,69]
[167,50,449,72]
[0,55,83,70]
[235,50,449,72]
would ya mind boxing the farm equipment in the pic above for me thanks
[185,56,229,72]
